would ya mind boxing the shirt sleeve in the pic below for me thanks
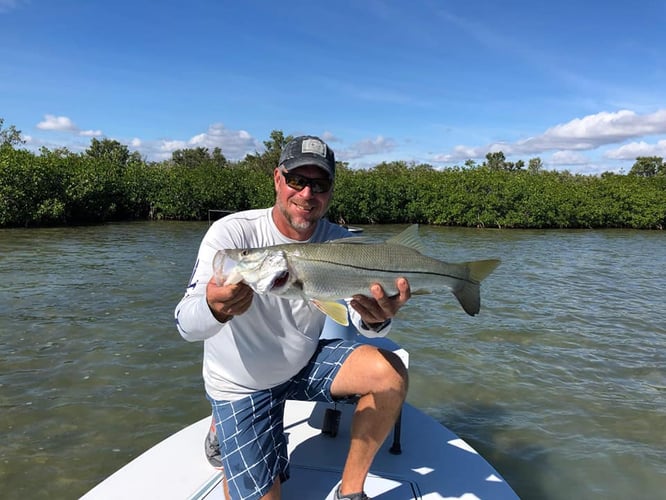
[174,222,235,342]
[348,300,392,338]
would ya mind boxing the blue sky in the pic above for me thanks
[2,0,665,174]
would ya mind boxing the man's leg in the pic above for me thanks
[209,389,290,500]
[330,345,408,496]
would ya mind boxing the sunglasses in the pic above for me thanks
[281,171,333,194]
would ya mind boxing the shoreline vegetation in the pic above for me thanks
[1,122,665,229]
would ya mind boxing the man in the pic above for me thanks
[175,135,410,500]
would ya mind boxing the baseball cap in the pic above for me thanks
[279,136,336,178]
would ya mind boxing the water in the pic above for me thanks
[1,222,664,499]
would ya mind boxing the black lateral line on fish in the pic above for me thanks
[302,258,479,285]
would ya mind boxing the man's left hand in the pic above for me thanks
[350,277,411,327]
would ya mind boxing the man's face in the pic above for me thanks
[273,165,333,238]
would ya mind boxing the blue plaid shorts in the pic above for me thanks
[208,338,363,500]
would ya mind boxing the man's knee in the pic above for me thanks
[332,344,408,399]
[359,346,408,397]
[377,348,409,397]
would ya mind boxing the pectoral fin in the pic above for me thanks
[311,300,350,326]
[223,270,244,286]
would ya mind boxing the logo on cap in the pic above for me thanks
[301,138,327,158]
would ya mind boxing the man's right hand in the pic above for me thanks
[206,275,254,323]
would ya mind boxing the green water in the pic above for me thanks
[1,222,664,499]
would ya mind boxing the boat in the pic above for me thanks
[82,324,518,499]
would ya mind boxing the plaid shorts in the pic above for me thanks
[208,338,363,500]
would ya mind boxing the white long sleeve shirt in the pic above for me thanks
[175,208,390,401]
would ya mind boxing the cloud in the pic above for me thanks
[321,131,340,143]
[338,135,396,161]
[605,139,666,160]
[136,128,394,164]
[36,114,78,132]
[36,114,104,137]
[550,151,590,166]
[134,127,395,164]
[186,123,257,158]
[519,109,666,151]
[79,129,103,137]
[433,109,666,163]
[135,123,259,161]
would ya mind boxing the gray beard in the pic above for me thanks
[276,199,316,231]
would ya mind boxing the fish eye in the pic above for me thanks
[241,250,249,256]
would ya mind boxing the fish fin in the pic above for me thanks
[214,250,242,286]
[465,259,501,283]
[326,236,372,244]
[452,282,482,316]
[452,259,501,316]
[223,270,244,286]
[311,300,350,326]
[411,289,432,296]
[386,224,425,253]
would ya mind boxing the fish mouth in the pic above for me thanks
[270,271,290,291]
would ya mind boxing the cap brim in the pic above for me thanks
[282,156,334,178]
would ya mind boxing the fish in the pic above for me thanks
[214,224,500,326]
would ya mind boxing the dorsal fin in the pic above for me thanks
[386,224,424,253]
[327,236,372,244]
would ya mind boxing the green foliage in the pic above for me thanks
[629,156,665,177]
[240,130,292,175]
[0,118,25,147]
[0,118,664,229]
[528,157,544,174]
[483,151,525,172]
[171,147,227,168]
[0,147,60,226]
[149,163,274,220]
[85,138,135,168]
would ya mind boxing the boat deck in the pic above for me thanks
[83,400,517,499]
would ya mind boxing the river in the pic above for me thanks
[1,221,664,499]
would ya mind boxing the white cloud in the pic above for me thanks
[79,129,103,137]
[131,123,259,161]
[338,135,396,161]
[605,139,666,160]
[36,114,104,137]
[158,139,187,152]
[519,109,666,151]
[550,150,590,166]
[185,123,258,158]
[36,114,78,132]
[434,109,666,163]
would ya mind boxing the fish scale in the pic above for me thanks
[287,242,471,298]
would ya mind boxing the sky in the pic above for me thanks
[2,0,666,175]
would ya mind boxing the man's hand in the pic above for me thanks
[350,277,411,327]
[206,275,254,323]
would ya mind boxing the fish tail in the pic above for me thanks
[452,259,501,316]
[467,259,501,283]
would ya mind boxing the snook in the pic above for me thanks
[216,225,500,326]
